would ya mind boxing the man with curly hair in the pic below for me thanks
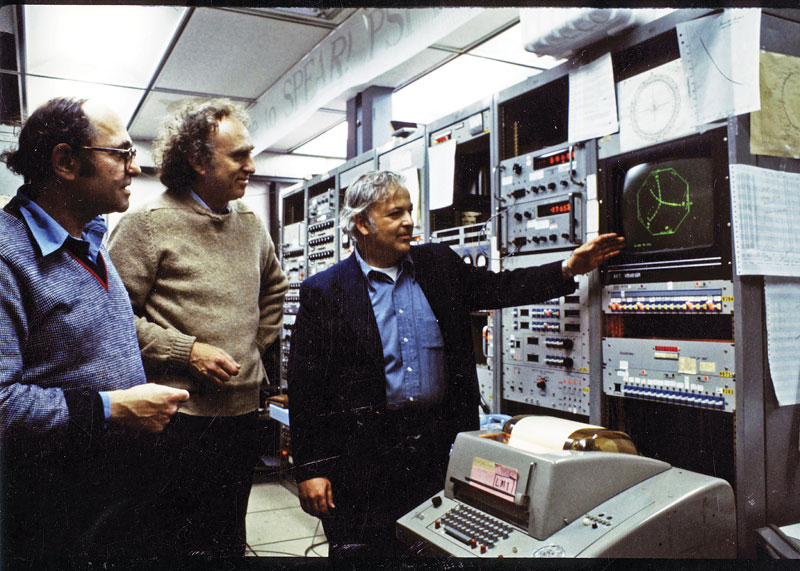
[0,97,189,562]
[108,98,288,556]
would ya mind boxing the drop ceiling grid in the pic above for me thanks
[154,8,330,100]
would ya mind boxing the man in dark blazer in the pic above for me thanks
[287,170,624,556]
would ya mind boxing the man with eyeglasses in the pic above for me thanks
[108,98,288,557]
[0,97,190,563]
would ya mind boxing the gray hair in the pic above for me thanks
[340,170,406,244]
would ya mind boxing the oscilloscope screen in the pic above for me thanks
[621,157,715,255]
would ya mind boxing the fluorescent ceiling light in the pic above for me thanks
[24,5,187,89]
[393,54,540,125]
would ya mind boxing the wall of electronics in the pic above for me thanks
[427,100,496,411]
[275,9,800,555]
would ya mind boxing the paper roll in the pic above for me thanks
[507,416,602,455]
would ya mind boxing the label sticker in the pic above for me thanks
[699,361,716,373]
[678,357,697,374]
[469,457,518,501]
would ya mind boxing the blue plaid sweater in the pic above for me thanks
[0,196,146,439]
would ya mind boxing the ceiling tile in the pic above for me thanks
[367,48,455,93]
[127,90,191,140]
[154,8,330,99]
[268,109,345,153]
[24,5,186,89]
[25,76,145,126]
[435,8,520,52]
[245,7,357,26]
[468,23,563,69]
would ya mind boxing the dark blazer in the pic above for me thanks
[287,242,577,485]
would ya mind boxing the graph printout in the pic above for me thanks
[676,9,761,126]
[764,277,800,406]
[729,164,800,277]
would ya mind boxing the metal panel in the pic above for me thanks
[755,8,800,538]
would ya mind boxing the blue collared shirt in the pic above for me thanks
[354,247,445,410]
[16,189,107,265]
[15,188,112,419]
[190,190,231,214]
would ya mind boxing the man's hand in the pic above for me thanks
[189,341,241,386]
[565,233,626,276]
[298,477,335,517]
[107,383,190,433]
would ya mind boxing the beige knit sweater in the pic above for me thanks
[107,191,288,417]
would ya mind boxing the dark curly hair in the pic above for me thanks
[1,97,96,185]
[153,98,250,193]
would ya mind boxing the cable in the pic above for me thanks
[304,520,329,557]
[250,548,306,557]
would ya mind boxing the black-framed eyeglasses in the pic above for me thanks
[79,146,137,169]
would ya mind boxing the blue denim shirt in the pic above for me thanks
[354,247,445,410]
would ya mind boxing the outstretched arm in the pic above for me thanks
[564,233,626,277]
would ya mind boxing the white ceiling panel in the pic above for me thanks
[245,7,357,26]
[154,8,330,99]
[468,23,563,70]
[367,48,455,95]
[24,5,186,89]
[25,76,145,127]
[435,8,520,52]
[268,109,345,154]
[127,90,193,140]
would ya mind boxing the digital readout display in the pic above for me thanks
[533,149,574,170]
[537,200,571,217]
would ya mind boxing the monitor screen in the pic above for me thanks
[599,127,731,284]
[621,157,715,256]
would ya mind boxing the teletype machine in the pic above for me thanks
[397,416,735,558]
